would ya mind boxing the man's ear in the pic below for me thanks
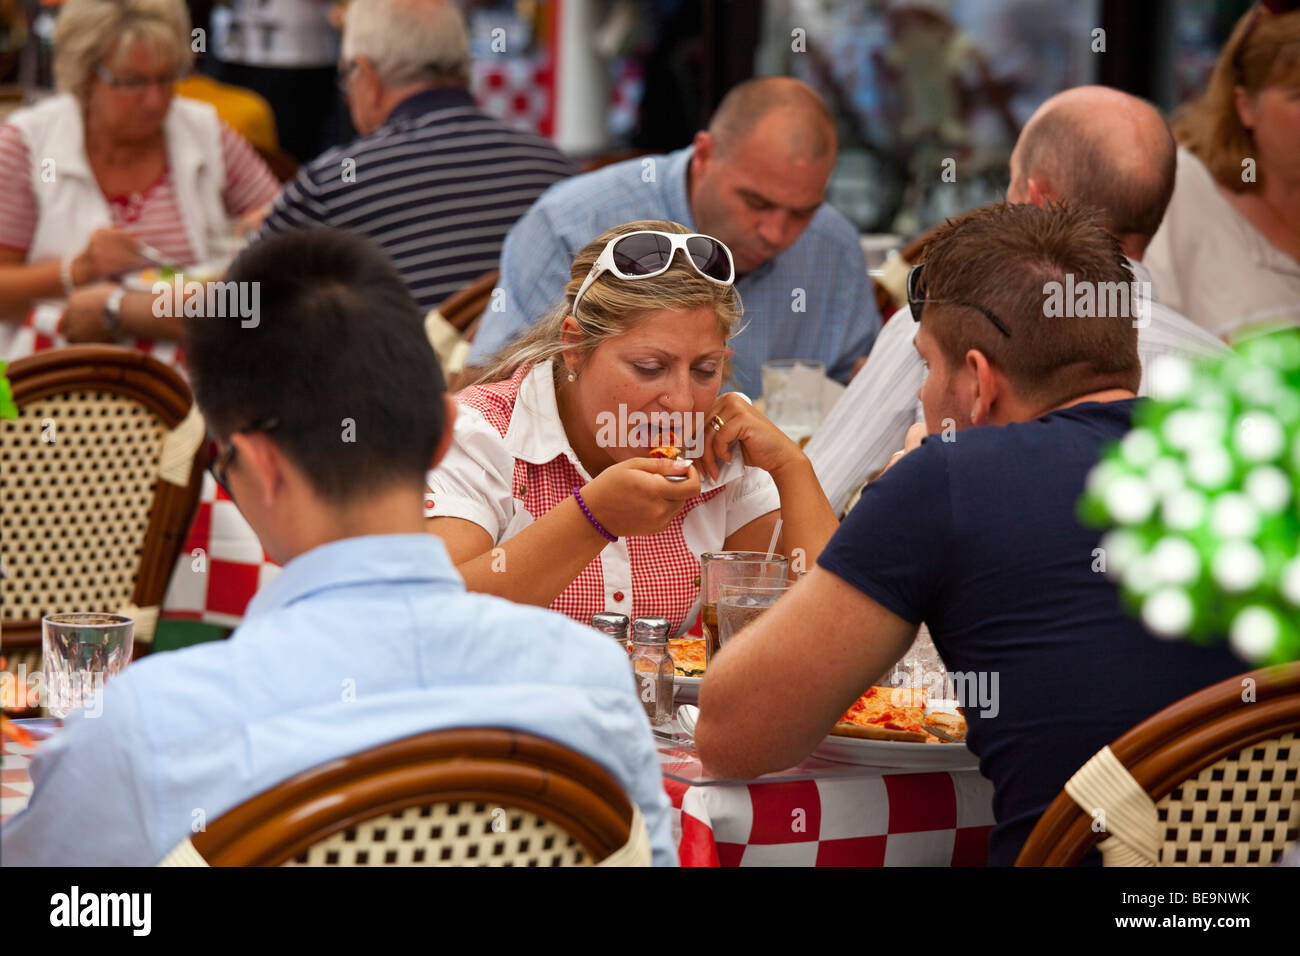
[233,431,288,509]
[965,348,997,426]
[690,130,714,178]
[1026,175,1053,207]
[430,395,458,471]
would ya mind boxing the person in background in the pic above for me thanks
[426,219,838,636]
[1,227,676,866]
[207,0,348,164]
[463,76,879,397]
[806,86,1231,515]
[260,0,576,313]
[1145,1,1300,338]
[694,202,1244,866]
[0,0,279,354]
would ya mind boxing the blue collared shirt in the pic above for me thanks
[465,147,880,395]
[1,535,676,866]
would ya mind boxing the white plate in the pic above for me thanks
[812,733,979,771]
[674,675,701,702]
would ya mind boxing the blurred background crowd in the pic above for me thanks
[0,0,1274,234]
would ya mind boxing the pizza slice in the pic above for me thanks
[667,637,706,677]
[830,686,968,743]
[648,444,683,460]
[831,686,930,742]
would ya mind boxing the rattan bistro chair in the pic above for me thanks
[0,347,206,684]
[158,728,652,867]
[1017,662,1300,866]
[423,270,499,379]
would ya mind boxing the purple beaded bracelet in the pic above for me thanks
[572,487,617,542]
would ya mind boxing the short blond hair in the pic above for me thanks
[476,220,744,387]
[343,0,470,87]
[54,0,192,103]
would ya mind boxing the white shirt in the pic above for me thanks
[805,260,1231,515]
[1145,148,1300,339]
[426,361,781,635]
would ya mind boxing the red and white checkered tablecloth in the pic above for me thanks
[2,304,184,375]
[161,473,279,627]
[658,744,996,867]
[471,53,555,137]
[3,723,996,866]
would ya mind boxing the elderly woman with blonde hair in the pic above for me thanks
[1145,0,1300,338]
[425,219,839,636]
[0,0,279,353]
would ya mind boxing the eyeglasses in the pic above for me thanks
[571,231,735,319]
[907,262,1012,338]
[206,417,280,500]
[95,64,185,92]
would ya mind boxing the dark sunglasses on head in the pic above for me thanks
[908,262,1013,338]
[206,417,281,498]
[572,230,735,318]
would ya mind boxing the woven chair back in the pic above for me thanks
[187,728,640,866]
[1017,662,1300,866]
[0,347,206,658]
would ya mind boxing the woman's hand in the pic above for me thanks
[59,284,118,343]
[72,228,144,285]
[879,422,927,477]
[579,457,701,537]
[697,392,804,482]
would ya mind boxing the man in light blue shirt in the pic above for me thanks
[465,77,880,396]
[2,228,675,867]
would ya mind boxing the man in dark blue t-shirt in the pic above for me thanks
[695,202,1244,866]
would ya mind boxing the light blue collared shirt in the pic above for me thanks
[1,535,676,866]
[465,147,880,395]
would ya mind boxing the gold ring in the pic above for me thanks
[710,415,725,432]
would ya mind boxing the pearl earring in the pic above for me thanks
[567,370,577,383]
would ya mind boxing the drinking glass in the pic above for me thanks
[717,579,792,652]
[699,551,788,662]
[41,612,134,719]
[761,359,826,445]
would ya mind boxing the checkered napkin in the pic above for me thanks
[659,746,996,866]
[162,473,279,627]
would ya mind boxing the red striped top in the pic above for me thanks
[0,115,279,261]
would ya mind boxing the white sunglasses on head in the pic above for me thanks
[571,230,736,318]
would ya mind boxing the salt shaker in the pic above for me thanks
[591,612,630,652]
[630,616,674,726]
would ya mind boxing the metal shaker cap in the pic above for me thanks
[631,616,670,644]
[591,612,629,637]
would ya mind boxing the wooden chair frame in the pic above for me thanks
[1017,662,1300,866]
[1,346,207,650]
[436,269,498,342]
[190,727,636,866]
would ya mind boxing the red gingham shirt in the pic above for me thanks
[427,363,781,635]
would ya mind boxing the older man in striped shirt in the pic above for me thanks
[260,0,576,311]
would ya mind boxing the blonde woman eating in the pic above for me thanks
[425,219,838,634]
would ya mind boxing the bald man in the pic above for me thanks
[806,85,1231,514]
[463,77,880,396]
